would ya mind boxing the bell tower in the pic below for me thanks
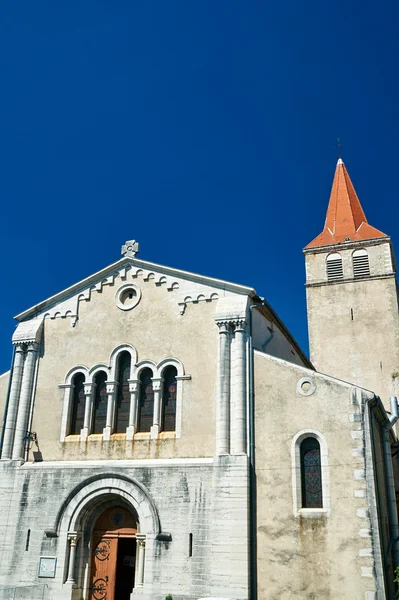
[304,158,399,400]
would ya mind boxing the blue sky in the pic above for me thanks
[1,1,398,372]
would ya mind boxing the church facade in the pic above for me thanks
[0,159,398,599]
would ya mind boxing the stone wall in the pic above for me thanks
[0,456,249,600]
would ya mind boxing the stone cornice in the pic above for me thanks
[305,272,396,288]
[303,236,392,255]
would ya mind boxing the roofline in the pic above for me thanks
[303,236,391,254]
[15,256,257,321]
[254,349,376,391]
[256,303,313,369]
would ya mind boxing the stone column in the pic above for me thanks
[59,383,74,442]
[103,381,117,441]
[81,382,95,441]
[231,320,247,455]
[150,378,163,439]
[12,343,39,461]
[126,379,140,441]
[2,345,25,459]
[66,532,79,583]
[216,321,231,455]
[136,535,146,587]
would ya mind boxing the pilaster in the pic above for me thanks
[216,321,232,455]
[11,342,39,461]
[1,344,25,459]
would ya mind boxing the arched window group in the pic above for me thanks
[137,366,177,433]
[66,356,179,439]
[326,249,370,281]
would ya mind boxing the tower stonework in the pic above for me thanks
[304,158,399,401]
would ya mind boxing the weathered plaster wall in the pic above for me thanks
[252,310,307,367]
[254,352,378,600]
[30,273,219,461]
[305,240,399,404]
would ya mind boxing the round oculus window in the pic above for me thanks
[115,284,141,311]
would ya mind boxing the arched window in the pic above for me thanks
[137,368,154,432]
[300,437,323,508]
[70,373,85,435]
[326,252,343,281]
[353,248,370,278]
[115,352,131,433]
[162,366,177,431]
[92,371,108,434]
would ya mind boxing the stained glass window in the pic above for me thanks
[300,437,322,508]
[92,371,108,434]
[162,366,177,431]
[115,352,131,433]
[137,368,154,432]
[70,373,85,435]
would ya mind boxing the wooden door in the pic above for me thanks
[89,507,137,600]
[89,536,118,600]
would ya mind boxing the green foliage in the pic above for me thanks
[165,596,173,600]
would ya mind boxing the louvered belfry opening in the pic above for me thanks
[352,249,370,278]
[326,253,343,281]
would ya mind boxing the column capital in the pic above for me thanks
[128,379,140,393]
[26,342,40,353]
[84,382,95,396]
[136,534,146,548]
[232,319,247,332]
[106,381,118,394]
[13,344,26,354]
[151,377,164,391]
[216,320,232,334]
[67,532,80,546]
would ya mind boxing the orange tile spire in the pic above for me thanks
[306,158,387,248]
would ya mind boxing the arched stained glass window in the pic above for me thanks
[137,368,154,432]
[115,352,131,433]
[162,366,177,431]
[300,437,322,508]
[70,373,85,435]
[92,371,108,434]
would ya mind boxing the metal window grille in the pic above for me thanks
[353,254,370,278]
[326,257,343,281]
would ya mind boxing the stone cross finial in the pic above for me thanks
[122,240,140,258]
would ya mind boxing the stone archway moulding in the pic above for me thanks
[54,473,161,537]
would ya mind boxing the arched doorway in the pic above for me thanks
[89,506,137,600]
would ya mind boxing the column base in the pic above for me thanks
[103,427,112,441]
[80,428,89,442]
[126,426,136,441]
[150,424,160,439]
